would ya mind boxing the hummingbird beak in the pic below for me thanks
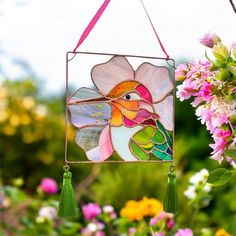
[68,96,111,105]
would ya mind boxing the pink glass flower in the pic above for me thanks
[200,33,221,48]
[39,178,58,195]
[82,203,101,220]
[175,228,193,236]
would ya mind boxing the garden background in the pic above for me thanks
[0,0,236,235]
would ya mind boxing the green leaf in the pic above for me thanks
[224,149,236,160]
[207,168,232,186]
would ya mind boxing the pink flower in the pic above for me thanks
[39,178,58,195]
[213,129,231,139]
[167,219,175,230]
[192,81,213,106]
[149,216,159,226]
[195,105,214,132]
[95,232,105,236]
[176,79,197,101]
[158,211,169,219]
[200,33,221,48]
[175,228,193,236]
[186,61,211,80]
[82,203,101,220]
[175,64,189,81]
[154,233,164,236]
[210,128,231,163]
[128,227,136,235]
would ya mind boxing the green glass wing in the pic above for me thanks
[130,120,172,161]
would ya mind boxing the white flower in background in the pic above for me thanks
[34,105,48,117]
[102,204,117,219]
[184,169,211,202]
[38,206,57,220]
[87,223,98,232]
[102,205,114,213]
[22,96,35,109]
[184,185,197,199]
[189,168,209,186]
[203,184,212,192]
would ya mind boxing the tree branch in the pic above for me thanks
[229,0,236,14]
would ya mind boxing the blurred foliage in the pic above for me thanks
[0,77,236,235]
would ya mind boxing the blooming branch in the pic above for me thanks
[175,33,236,165]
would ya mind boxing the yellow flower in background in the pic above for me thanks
[9,114,20,127]
[215,229,232,236]
[22,96,35,110]
[0,86,8,98]
[34,105,48,118]
[0,110,8,123]
[3,125,16,136]
[139,197,163,217]
[67,124,76,141]
[20,114,31,125]
[120,197,163,221]
[120,200,143,221]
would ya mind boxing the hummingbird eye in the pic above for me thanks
[125,94,131,100]
[123,92,141,100]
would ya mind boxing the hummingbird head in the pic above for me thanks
[106,81,158,127]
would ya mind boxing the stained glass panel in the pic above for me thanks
[66,53,175,162]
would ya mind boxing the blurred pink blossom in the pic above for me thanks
[82,203,101,220]
[39,178,58,195]
[200,33,221,48]
[175,228,193,236]
[167,219,175,230]
[128,227,136,236]
[154,233,164,236]
[149,216,159,226]
[81,221,105,236]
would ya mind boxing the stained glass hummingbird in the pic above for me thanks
[68,56,174,162]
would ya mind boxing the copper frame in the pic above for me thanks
[65,51,176,164]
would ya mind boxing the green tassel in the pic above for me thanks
[58,170,80,217]
[163,169,179,214]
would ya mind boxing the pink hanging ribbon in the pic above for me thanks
[73,0,170,59]
[73,0,111,53]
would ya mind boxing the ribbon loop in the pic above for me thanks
[73,0,170,59]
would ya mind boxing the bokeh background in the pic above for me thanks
[0,0,236,235]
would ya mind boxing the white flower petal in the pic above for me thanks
[91,56,134,95]
[153,95,173,131]
[135,63,173,103]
